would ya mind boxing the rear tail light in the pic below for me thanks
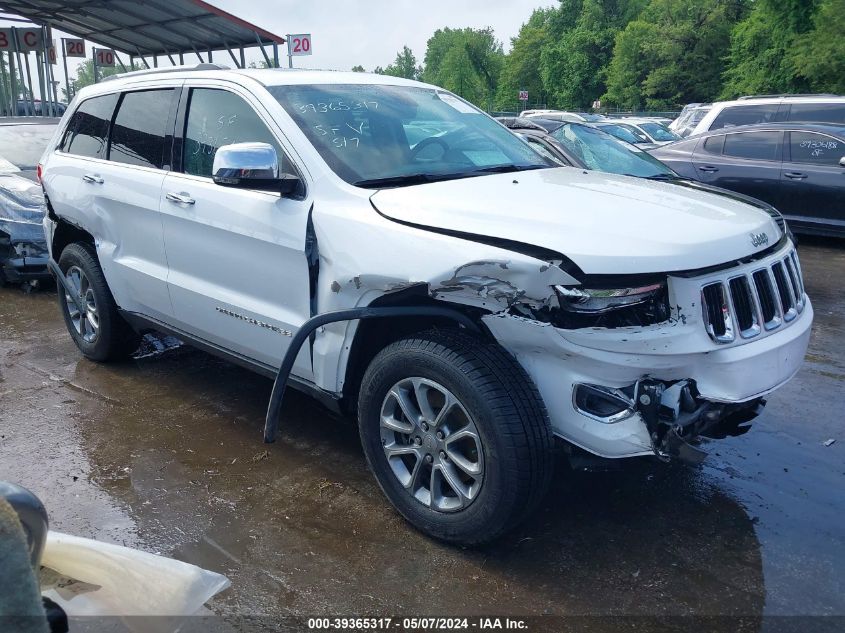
[37,163,43,183]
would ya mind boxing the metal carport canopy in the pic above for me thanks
[0,0,285,56]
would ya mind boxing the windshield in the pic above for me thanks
[595,123,651,144]
[550,123,675,178]
[638,122,680,142]
[269,84,550,187]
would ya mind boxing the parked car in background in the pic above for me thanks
[523,110,604,123]
[504,119,679,179]
[494,116,547,132]
[689,94,845,137]
[587,120,657,149]
[652,122,845,236]
[669,103,703,131]
[674,105,712,137]
[620,118,681,145]
[0,119,57,285]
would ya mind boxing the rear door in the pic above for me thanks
[780,130,845,232]
[159,82,313,374]
[692,130,784,207]
[45,89,174,318]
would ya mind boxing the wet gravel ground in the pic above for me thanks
[0,238,843,632]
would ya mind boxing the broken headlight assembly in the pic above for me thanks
[538,280,670,329]
[555,282,665,313]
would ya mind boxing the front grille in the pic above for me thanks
[701,249,805,343]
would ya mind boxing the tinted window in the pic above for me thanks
[787,103,845,124]
[710,104,779,130]
[723,131,781,161]
[788,131,844,166]
[109,89,174,169]
[701,135,725,155]
[61,93,119,159]
[184,89,284,178]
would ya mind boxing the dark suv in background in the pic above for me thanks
[652,122,845,236]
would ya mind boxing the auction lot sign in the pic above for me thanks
[0,27,43,52]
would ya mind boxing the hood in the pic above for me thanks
[370,168,780,275]
[0,173,47,243]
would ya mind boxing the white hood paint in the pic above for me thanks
[371,168,780,275]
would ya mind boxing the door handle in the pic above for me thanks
[166,191,196,205]
[783,172,807,180]
[698,165,719,173]
[82,173,103,184]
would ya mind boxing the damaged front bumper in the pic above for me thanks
[0,234,50,284]
[483,295,813,461]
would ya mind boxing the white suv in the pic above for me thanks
[689,94,845,137]
[39,66,812,544]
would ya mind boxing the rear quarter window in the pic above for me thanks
[787,103,845,124]
[60,93,119,159]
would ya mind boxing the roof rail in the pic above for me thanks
[102,63,230,82]
[737,93,840,100]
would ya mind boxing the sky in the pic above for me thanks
[1,0,556,101]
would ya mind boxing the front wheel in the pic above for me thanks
[358,330,554,545]
[57,243,139,361]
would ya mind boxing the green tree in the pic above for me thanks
[351,65,365,72]
[422,27,503,109]
[541,0,646,109]
[604,0,744,110]
[0,53,30,104]
[495,9,555,110]
[721,0,818,97]
[381,46,422,80]
[65,59,142,99]
[787,0,845,93]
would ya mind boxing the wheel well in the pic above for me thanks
[52,219,94,260]
[339,287,489,415]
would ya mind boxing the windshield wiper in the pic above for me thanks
[352,173,457,189]
[470,164,548,174]
[353,165,547,189]
[641,173,682,181]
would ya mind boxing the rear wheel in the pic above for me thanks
[57,243,139,361]
[358,329,554,545]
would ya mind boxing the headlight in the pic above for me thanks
[555,282,665,313]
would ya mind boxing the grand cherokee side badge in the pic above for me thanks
[215,307,292,336]
[750,232,769,248]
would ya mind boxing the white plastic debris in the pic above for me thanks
[823,439,836,447]
[40,532,230,617]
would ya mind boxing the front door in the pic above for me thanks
[780,130,845,232]
[159,84,312,376]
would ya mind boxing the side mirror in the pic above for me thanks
[212,142,302,196]
[840,156,845,167]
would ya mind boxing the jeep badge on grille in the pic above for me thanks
[750,232,769,248]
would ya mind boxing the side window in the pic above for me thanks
[109,89,174,169]
[723,131,782,161]
[710,104,779,131]
[60,93,119,159]
[183,88,285,178]
[701,135,725,155]
[788,131,843,166]
[787,103,845,124]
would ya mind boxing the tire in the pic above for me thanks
[358,329,554,545]
[57,242,140,361]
